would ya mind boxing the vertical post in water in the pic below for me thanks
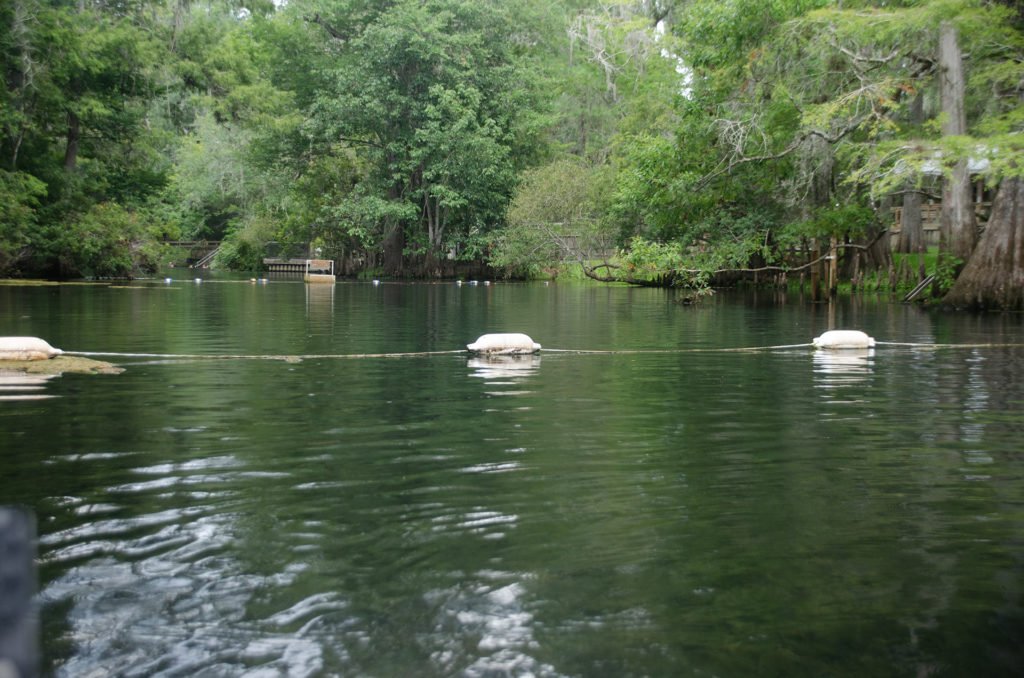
[828,236,839,298]
[810,241,821,302]
[0,507,38,678]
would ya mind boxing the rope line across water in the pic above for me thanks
[62,341,1023,363]
[65,349,467,361]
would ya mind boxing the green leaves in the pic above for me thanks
[303,0,544,261]
[492,157,612,274]
[0,170,46,275]
[55,202,164,278]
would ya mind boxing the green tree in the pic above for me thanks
[588,0,1023,291]
[0,0,174,277]
[303,0,547,275]
[492,157,614,276]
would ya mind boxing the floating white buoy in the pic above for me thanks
[467,333,541,355]
[194,278,202,283]
[372,279,380,286]
[0,337,63,361]
[813,329,876,350]
[164,278,173,284]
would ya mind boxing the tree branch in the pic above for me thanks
[305,14,347,42]
[581,229,888,286]
[694,118,868,191]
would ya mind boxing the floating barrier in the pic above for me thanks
[812,330,876,350]
[19,326,1020,368]
[466,333,542,355]
[0,337,63,361]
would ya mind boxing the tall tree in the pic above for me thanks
[943,175,1024,309]
[895,92,926,256]
[937,21,976,266]
[303,0,546,275]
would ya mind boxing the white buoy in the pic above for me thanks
[813,330,876,350]
[194,278,202,283]
[164,277,173,284]
[467,333,541,355]
[372,279,380,286]
[0,337,63,361]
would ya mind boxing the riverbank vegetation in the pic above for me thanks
[1,1,1022,307]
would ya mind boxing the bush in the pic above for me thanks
[0,171,47,276]
[57,203,165,278]
[215,217,276,271]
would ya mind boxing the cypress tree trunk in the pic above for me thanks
[382,223,405,276]
[943,177,1024,310]
[938,22,976,264]
[896,93,925,254]
[898,189,924,254]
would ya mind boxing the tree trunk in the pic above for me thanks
[943,177,1024,310]
[897,89,929,253]
[171,0,189,50]
[63,110,80,171]
[896,92,925,254]
[382,223,405,276]
[938,22,976,264]
[898,189,924,254]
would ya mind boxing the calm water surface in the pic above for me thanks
[1,277,1023,676]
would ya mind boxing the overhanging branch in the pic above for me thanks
[694,118,868,191]
[305,14,347,42]
[581,229,887,285]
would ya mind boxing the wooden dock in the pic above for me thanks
[263,258,309,273]
[304,258,335,283]
[263,258,335,282]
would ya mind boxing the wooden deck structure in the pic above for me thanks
[263,258,309,273]
[303,258,335,284]
[890,201,991,246]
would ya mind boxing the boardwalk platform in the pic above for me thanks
[263,258,309,273]
[304,259,335,283]
[263,258,336,283]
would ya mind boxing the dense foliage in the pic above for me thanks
[1,0,1021,301]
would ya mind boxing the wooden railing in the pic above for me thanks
[890,202,991,246]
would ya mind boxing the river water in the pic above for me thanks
[1,276,1022,676]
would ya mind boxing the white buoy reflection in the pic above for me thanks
[467,355,541,381]
[0,370,60,400]
[813,349,875,406]
[468,355,541,398]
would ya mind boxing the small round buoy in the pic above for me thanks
[164,278,173,284]
[813,330,875,350]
